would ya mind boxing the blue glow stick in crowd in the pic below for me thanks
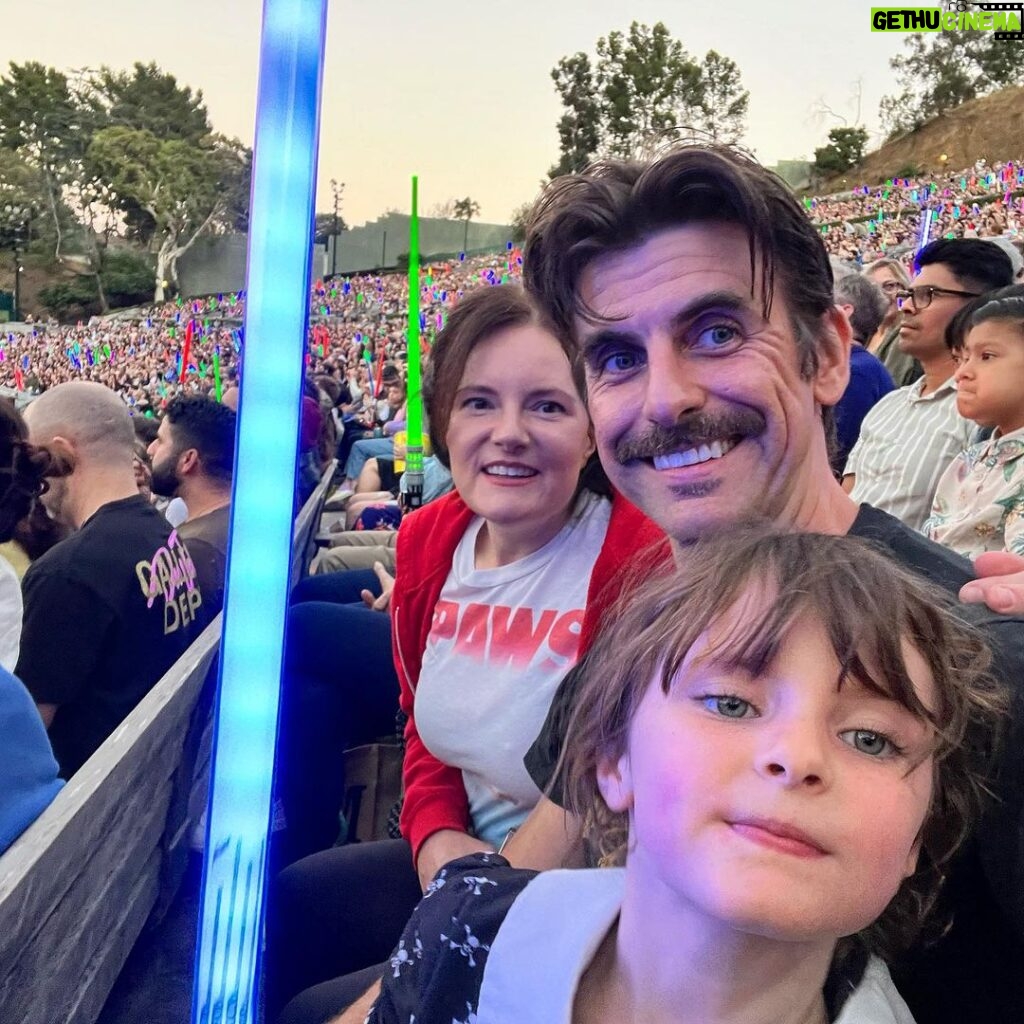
[917,208,934,252]
[191,3,328,1022]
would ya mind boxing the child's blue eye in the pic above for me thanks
[703,695,755,718]
[839,729,899,757]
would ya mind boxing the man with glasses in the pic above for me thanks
[843,238,1014,529]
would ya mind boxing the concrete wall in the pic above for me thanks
[177,215,513,297]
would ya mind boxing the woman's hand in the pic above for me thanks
[416,830,496,892]
[361,560,395,612]
[960,551,1024,615]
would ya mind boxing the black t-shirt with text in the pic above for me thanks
[17,494,207,777]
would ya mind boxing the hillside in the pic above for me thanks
[835,86,1024,188]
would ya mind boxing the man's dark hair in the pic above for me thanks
[163,396,237,484]
[915,238,1015,294]
[523,143,837,379]
[834,272,888,345]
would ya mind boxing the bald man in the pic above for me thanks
[17,382,208,777]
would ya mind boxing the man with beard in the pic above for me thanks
[147,395,236,616]
[16,382,207,778]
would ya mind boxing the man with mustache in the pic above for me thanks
[505,145,1024,1024]
[331,146,1024,1024]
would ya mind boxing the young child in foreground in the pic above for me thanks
[365,528,1005,1024]
[926,285,1024,556]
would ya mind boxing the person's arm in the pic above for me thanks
[36,702,57,728]
[500,795,585,871]
[842,474,856,494]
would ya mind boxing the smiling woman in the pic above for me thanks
[265,284,666,1024]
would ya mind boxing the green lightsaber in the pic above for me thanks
[405,174,424,509]
[213,345,223,402]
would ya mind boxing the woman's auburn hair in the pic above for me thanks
[558,526,1008,964]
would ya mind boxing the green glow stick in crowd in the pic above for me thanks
[213,346,223,402]
[405,174,424,509]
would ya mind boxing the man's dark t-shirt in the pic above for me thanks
[525,503,1024,1024]
[16,495,207,777]
[178,505,230,617]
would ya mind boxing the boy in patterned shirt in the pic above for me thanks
[926,286,1024,557]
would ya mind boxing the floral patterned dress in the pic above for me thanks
[924,426,1024,557]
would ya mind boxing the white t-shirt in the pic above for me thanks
[0,554,22,671]
[415,491,611,848]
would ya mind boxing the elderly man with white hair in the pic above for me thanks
[16,381,208,778]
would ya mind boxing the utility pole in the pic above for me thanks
[330,179,345,278]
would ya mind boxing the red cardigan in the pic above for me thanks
[390,490,668,862]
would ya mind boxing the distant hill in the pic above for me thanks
[822,85,1024,190]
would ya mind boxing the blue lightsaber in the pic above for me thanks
[191,3,327,1022]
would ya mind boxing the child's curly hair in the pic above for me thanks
[559,526,1008,965]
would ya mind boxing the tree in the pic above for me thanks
[509,201,533,243]
[595,22,703,160]
[314,212,348,245]
[454,197,481,251]
[879,31,1024,139]
[813,126,869,177]
[0,62,97,260]
[695,50,749,143]
[91,61,211,144]
[548,23,747,174]
[548,53,602,177]
[85,126,248,301]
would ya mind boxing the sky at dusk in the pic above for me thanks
[1,0,906,226]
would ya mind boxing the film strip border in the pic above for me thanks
[976,1,1024,39]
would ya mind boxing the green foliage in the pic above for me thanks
[314,212,348,244]
[38,279,97,318]
[453,197,481,223]
[879,32,1024,139]
[91,62,211,143]
[548,54,601,177]
[894,162,924,179]
[102,250,155,304]
[509,202,532,243]
[813,126,870,177]
[39,250,154,318]
[548,22,748,176]
[695,50,749,143]
[0,59,251,300]
[395,251,429,271]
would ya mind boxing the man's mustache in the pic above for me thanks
[614,410,766,464]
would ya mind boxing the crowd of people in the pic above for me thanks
[811,158,1023,265]
[2,141,1024,1024]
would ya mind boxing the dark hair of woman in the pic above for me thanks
[0,399,56,545]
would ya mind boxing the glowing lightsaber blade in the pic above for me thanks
[191,3,327,1022]
[405,175,424,509]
